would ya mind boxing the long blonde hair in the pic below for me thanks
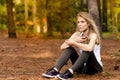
[77,12,101,44]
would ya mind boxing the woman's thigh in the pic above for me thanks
[85,52,103,74]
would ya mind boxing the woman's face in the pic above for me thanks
[77,16,89,32]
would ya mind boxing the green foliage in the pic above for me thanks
[117,13,120,31]
[102,32,120,40]
[0,24,7,30]
[0,4,7,20]
[0,0,86,37]
[107,0,120,32]
[46,0,81,36]
[0,0,6,5]
[14,1,33,25]
[102,32,111,39]
[37,0,47,18]
[1,0,120,38]
[0,1,7,30]
[15,4,25,22]
[103,72,113,77]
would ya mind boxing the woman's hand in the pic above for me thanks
[73,35,87,43]
[65,35,87,45]
[65,39,75,46]
[60,32,88,50]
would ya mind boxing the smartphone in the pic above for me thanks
[80,32,84,36]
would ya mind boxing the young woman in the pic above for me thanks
[42,12,103,80]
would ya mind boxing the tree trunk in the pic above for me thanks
[80,0,84,10]
[46,0,53,36]
[25,0,28,32]
[33,0,37,33]
[97,0,102,30]
[102,0,108,32]
[37,0,44,34]
[87,0,102,35]
[80,0,87,11]
[59,0,66,39]
[6,0,16,38]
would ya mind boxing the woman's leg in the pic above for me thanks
[70,51,90,72]
[56,51,90,80]
[70,51,103,74]
[54,46,78,71]
[42,47,78,78]
[85,51,103,75]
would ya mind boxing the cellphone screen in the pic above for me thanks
[80,32,84,36]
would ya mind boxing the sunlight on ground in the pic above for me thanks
[31,51,54,58]
[4,51,54,59]
[102,55,114,60]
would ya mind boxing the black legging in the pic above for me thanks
[54,47,103,75]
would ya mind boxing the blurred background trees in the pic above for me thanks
[0,0,120,39]
[6,0,17,38]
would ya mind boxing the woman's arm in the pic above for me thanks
[60,32,77,50]
[65,33,97,51]
[60,32,87,50]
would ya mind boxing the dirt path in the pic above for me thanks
[0,36,120,80]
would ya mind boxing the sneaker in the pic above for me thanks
[42,68,59,78]
[57,70,73,80]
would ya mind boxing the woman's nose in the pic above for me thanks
[78,23,82,26]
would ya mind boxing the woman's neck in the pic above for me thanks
[82,29,89,36]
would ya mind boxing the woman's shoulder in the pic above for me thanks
[74,31,79,34]
[69,32,79,39]
[90,32,97,36]
[89,32,100,44]
[89,32,97,38]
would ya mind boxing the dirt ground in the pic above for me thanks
[0,32,120,80]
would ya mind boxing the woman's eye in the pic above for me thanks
[77,21,85,23]
[81,21,85,23]
[77,21,80,23]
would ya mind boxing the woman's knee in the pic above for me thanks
[64,47,76,53]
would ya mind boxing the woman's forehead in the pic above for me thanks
[77,16,86,21]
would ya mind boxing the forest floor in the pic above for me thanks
[0,31,120,80]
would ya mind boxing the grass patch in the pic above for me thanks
[103,72,113,77]
[102,32,120,40]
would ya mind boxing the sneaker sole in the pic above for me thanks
[57,75,73,80]
[57,75,67,80]
[42,73,56,78]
